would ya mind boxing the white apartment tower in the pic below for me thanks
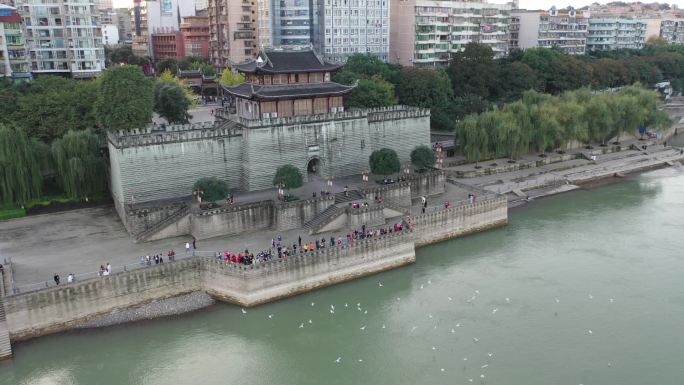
[15,0,105,78]
[317,0,390,63]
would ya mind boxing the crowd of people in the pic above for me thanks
[216,222,412,266]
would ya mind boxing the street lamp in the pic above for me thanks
[327,176,333,194]
[403,161,410,178]
[193,189,204,203]
[362,170,369,188]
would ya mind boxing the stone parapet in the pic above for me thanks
[108,121,241,149]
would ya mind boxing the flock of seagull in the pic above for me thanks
[238,278,616,384]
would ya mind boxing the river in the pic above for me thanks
[2,154,684,385]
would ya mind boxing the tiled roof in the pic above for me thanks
[234,49,342,74]
[223,82,355,100]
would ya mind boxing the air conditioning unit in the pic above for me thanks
[271,112,277,118]
[262,112,270,119]
[338,106,344,112]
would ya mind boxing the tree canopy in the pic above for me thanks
[51,129,106,199]
[154,81,193,124]
[456,85,671,162]
[410,145,437,170]
[220,69,246,86]
[96,65,154,131]
[273,164,304,190]
[0,125,43,206]
[193,177,228,202]
[369,148,401,176]
[345,76,397,108]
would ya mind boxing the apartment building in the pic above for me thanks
[391,0,510,67]
[115,8,131,44]
[14,0,105,78]
[131,0,194,59]
[0,4,29,77]
[587,18,646,51]
[316,0,390,63]
[208,0,257,68]
[181,16,209,59]
[273,0,314,47]
[659,18,684,44]
[510,7,588,55]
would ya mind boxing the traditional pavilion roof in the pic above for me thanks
[233,49,342,74]
[223,82,355,100]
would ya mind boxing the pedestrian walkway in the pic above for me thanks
[0,297,11,359]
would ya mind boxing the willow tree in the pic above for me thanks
[51,129,106,199]
[0,125,42,206]
[585,95,614,146]
[502,101,532,159]
[554,100,587,151]
[457,115,488,166]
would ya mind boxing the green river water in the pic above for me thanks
[2,147,684,385]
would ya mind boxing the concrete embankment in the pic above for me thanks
[1,194,507,348]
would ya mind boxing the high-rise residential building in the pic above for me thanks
[195,0,208,12]
[587,18,646,51]
[208,0,257,68]
[256,0,271,48]
[0,4,29,77]
[316,0,390,63]
[659,18,684,44]
[131,0,195,59]
[272,0,314,47]
[98,7,117,25]
[390,0,511,67]
[181,15,209,59]
[509,7,588,55]
[116,7,132,44]
[15,0,105,78]
[102,24,119,46]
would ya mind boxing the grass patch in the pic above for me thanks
[0,207,27,221]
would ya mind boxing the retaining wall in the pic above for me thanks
[202,232,416,306]
[4,259,202,341]
[190,201,275,240]
[348,205,386,228]
[408,171,446,198]
[411,196,508,246]
[274,196,335,231]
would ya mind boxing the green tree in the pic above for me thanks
[159,69,197,107]
[448,43,498,98]
[333,53,401,86]
[456,115,488,166]
[106,46,148,67]
[12,76,99,141]
[495,61,541,101]
[410,145,436,170]
[369,148,401,176]
[397,67,454,130]
[220,69,246,86]
[51,129,106,199]
[193,177,229,202]
[273,164,303,190]
[154,81,193,124]
[345,77,397,108]
[156,59,179,75]
[96,66,154,131]
[0,125,43,206]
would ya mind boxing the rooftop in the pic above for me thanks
[223,82,355,100]
[234,49,342,74]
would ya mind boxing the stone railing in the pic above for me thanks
[194,199,274,216]
[367,106,430,122]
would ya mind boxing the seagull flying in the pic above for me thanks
[299,323,304,328]
[360,325,366,330]
[378,282,383,287]
[334,357,341,363]
[241,308,247,314]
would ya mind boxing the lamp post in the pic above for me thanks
[327,177,333,194]
[403,161,410,179]
[436,144,444,169]
[362,170,369,188]
[193,189,204,203]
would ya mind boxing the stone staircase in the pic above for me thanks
[334,190,365,204]
[135,205,190,243]
[0,297,11,360]
[303,205,346,234]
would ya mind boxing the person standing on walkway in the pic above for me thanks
[53,274,60,285]
[344,185,348,197]
[185,242,190,254]
[192,238,196,249]
[298,235,302,247]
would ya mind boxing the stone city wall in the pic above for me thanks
[408,171,446,199]
[4,259,202,341]
[410,195,508,246]
[362,183,412,208]
[347,205,386,229]
[190,200,275,240]
[123,203,188,236]
[201,231,416,306]
[274,195,335,231]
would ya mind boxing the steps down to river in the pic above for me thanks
[0,297,12,360]
[303,205,345,234]
[334,190,365,204]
